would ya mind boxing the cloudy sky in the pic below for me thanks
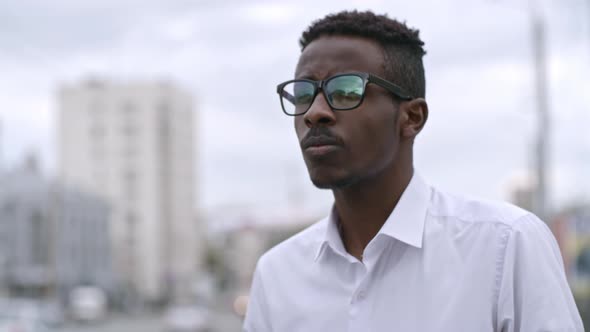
[0,0,588,217]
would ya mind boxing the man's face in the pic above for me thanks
[294,35,403,189]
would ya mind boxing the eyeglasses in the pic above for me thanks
[276,72,413,116]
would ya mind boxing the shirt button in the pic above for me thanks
[357,291,366,301]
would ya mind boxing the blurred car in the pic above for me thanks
[0,298,63,328]
[0,315,52,332]
[38,302,64,328]
[68,286,107,322]
[163,305,210,332]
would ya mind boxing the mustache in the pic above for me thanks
[300,127,343,149]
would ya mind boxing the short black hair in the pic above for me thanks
[300,10,426,98]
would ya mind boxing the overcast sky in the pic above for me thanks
[0,0,589,217]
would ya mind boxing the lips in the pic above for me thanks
[300,133,343,158]
[301,135,342,150]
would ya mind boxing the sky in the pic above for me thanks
[0,0,589,218]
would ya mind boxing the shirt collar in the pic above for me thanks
[378,173,431,248]
[313,206,347,262]
[314,172,431,262]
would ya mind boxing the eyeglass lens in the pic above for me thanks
[280,75,365,115]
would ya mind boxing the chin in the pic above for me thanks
[309,173,360,189]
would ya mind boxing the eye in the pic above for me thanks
[326,75,364,108]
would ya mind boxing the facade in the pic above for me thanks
[550,205,590,324]
[0,157,113,303]
[551,206,590,287]
[57,79,200,304]
[53,183,113,304]
[0,159,54,298]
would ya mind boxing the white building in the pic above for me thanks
[57,79,200,304]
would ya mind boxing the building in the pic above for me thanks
[57,79,200,304]
[0,156,113,303]
[0,158,54,298]
[53,182,114,305]
[550,205,590,324]
[206,207,318,291]
[551,206,590,285]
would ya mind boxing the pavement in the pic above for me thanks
[59,310,242,332]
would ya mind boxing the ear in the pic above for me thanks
[399,98,428,140]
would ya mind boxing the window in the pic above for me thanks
[121,101,139,137]
[122,101,136,114]
[30,211,47,265]
[124,170,138,202]
[3,200,16,215]
[88,99,106,115]
[122,123,137,137]
[89,123,105,138]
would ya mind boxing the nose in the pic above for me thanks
[303,91,336,128]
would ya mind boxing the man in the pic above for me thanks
[243,10,583,331]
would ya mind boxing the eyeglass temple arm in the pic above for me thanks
[368,74,413,100]
[278,89,297,104]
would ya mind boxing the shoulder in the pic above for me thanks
[428,186,559,255]
[429,187,535,229]
[424,187,557,252]
[256,217,327,272]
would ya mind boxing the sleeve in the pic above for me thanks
[496,213,584,332]
[243,258,272,332]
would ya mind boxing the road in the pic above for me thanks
[59,311,242,332]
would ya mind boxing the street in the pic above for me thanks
[59,311,242,332]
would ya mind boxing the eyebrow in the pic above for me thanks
[295,71,354,81]
[294,73,316,80]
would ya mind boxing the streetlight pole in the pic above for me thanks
[531,7,550,221]
[0,119,3,173]
[491,0,551,219]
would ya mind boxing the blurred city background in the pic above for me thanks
[0,0,589,331]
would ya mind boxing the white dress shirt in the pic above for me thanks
[243,173,583,331]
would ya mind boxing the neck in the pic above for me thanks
[332,157,413,260]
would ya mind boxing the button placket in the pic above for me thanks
[348,245,377,331]
[357,290,366,301]
[353,242,377,303]
[349,261,366,310]
[350,262,369,305]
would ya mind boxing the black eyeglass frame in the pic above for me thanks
[276,72,414,116]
